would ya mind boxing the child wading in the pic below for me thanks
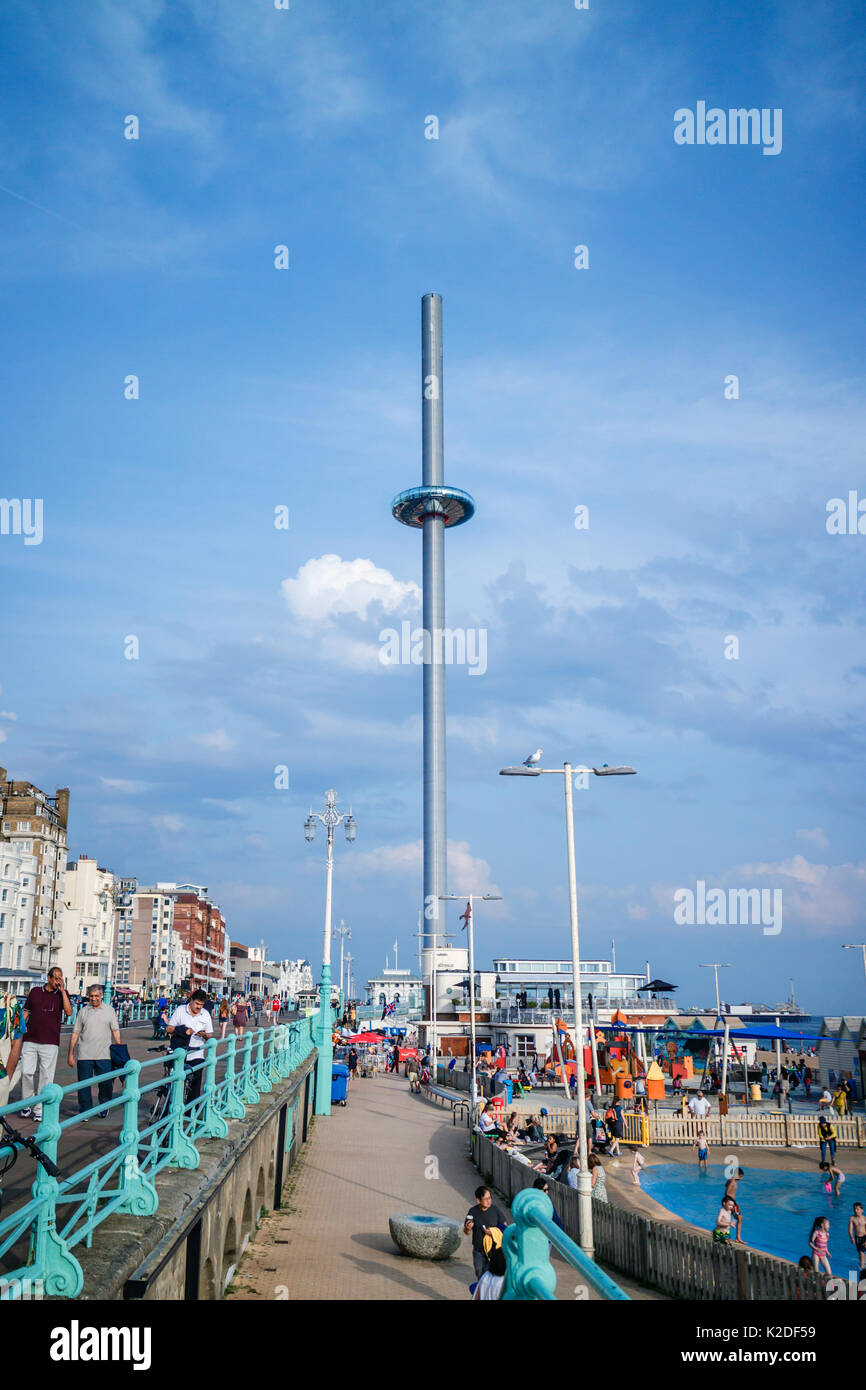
[694,1129,709,1171]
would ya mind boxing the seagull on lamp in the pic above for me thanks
[523,749,543,766]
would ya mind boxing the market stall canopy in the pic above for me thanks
[344,1031,386,1044]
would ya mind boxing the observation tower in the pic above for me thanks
[391,293,474,995]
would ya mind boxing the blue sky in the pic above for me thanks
[1,0,864,1012]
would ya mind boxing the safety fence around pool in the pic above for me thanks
[486,1104,864,1150]
[473,1133,828,1301]
[0,1014,318,1300]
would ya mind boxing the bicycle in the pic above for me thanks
[146,1045,201,1124]
[0,1114,64,1215]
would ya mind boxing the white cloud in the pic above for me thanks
[99,776,151,793]
[154,814,184,833]
[192,729,233,752]
[342,837,501,898]
[796,827,829,850]
[282,554,419,624]
[202,798,246,816]
[0,711,17,720]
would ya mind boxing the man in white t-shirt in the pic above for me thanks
[688,1090,711,1120]
[167,990,213,1100]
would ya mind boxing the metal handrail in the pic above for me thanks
[503,1187,629,1301]
[0,1012,319,1300]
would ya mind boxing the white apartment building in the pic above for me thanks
[0,770,69,974]
[0,837,41,994]
[59,856,116,991]
[277,958,314,999]
[112,881,185,996]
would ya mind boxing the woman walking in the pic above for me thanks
[589,1151,609,1203]
[218,997,230,1039]
[232,996,249,1038]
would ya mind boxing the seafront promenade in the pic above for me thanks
[227,1072,662,1301]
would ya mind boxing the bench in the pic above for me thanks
[421,1082,470,1125]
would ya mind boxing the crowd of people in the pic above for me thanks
[0,968,297,1122]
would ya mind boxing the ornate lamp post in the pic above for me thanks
[305,790,357,1114]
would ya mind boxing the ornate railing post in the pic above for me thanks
[254,1027,273,1093]
[275,1023,291,1078]
[239,1031,260,1105]
[502,1190,557,1300]
[223,1034,246,1119]
[267,1025,282,1083]
[28,1084,83,1297]
[166,1048,199,1168]
[197,1038,229,1139]
[117,1060,158,1215]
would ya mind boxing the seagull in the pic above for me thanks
[523,749,543,766]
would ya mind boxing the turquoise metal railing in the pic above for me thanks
[503,1188,630,1301]
[0,1013,319,1300]
[61,999,153,1029]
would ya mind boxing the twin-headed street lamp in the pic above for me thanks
[499,758,635,1260]
[305,790,357,1114]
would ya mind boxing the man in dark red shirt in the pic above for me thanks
[20,966,73,1122]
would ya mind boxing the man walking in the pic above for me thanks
[20,967,73,1121]
[167,989,213,1101]
[66,984,121,1119]
[688,1089,711,1122]
[780,1073,792,1114]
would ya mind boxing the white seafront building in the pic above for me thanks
[0,836,41,994]
[59,855,116,992]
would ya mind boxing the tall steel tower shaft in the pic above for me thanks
[392,294,475,983]
[421,295,447,966]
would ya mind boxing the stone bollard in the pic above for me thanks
[388,1213,461,1260]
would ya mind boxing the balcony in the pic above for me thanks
[489,997,675,1025]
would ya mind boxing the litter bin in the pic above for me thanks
[750,1083,762,1102]
[331,1062,350,1107]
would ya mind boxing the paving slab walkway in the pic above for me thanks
[227,1072,662,1301]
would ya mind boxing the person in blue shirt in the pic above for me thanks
[0,992,27,1109]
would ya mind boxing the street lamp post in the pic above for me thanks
[305,790,357,1115]
[698,962,731,1017]
[842,944,866,995]
[699,962,732,1094]
[333,920,352,1013]
[440,893,502,1110]
[499,759,635,1259]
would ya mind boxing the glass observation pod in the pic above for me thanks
[391,485,475,528]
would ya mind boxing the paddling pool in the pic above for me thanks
[640,1162,865,1268]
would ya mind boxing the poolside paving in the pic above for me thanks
[227,1071,663,1301]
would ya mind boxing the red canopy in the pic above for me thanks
[345,1031,386,1044]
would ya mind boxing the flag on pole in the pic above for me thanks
[459,901,472,930]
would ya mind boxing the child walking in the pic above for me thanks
[694,1129,709,1171]
[809,1216,832,1275]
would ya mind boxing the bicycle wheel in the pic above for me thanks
[148,1085,170,1124]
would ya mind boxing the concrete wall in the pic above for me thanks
[72,1051,317,1301]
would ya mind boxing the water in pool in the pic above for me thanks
[640,1162,866,1269]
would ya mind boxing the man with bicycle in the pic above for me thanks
[166,989,213,1101]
